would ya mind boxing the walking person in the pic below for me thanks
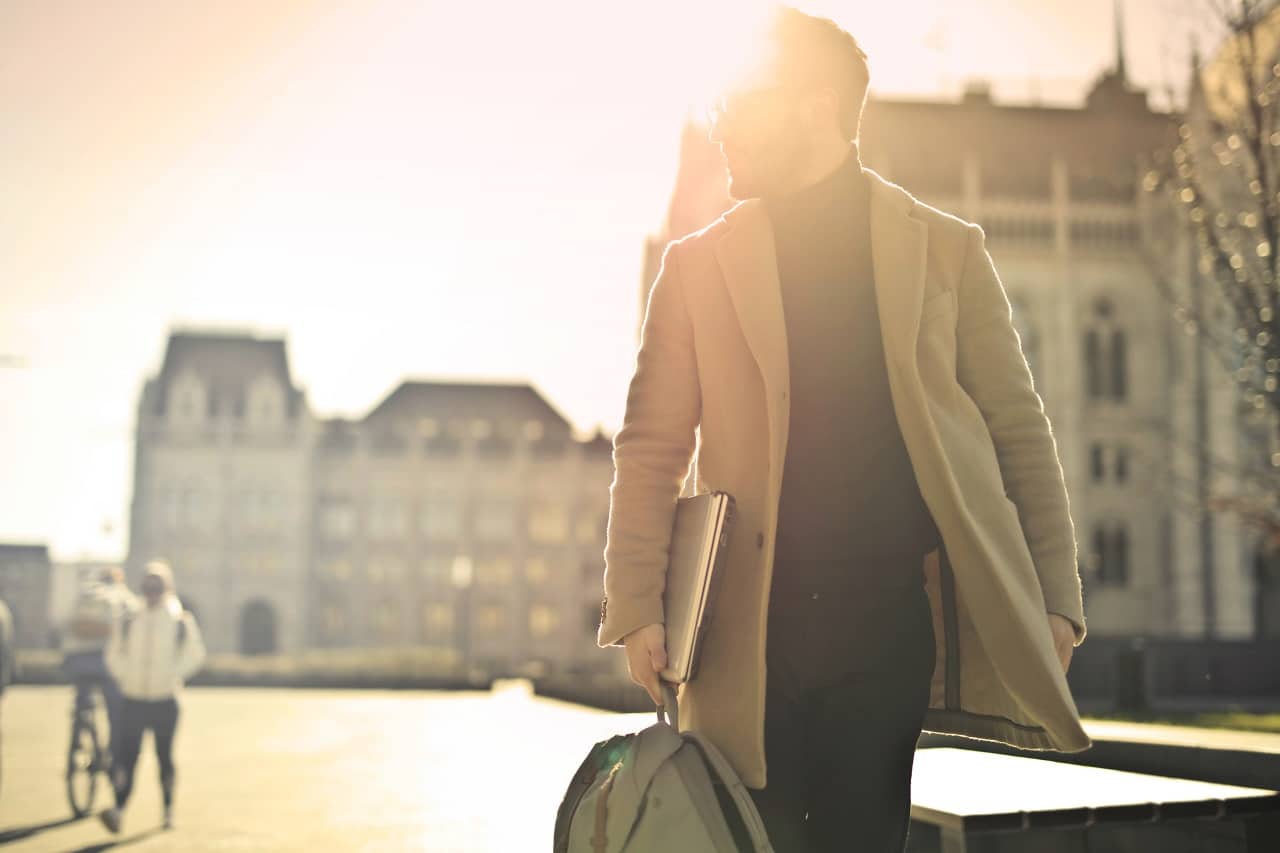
[100,561,205,834]
[598,8,1088,851]
[62,566,135,763]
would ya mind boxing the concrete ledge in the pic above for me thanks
[919,720,1280,792]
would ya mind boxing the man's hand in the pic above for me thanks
[1048,613,1075,674]
[622,623,668,705]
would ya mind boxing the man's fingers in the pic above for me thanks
[635,667,661,705]
[627,653,662,704]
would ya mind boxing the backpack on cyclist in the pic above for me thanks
[553,685,775,852]
[67,584,117,644]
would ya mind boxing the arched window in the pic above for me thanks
[1089,521,1131,587]
[1084,297,1128,402]
[1093,521,1130,587]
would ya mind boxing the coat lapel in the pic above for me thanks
[866,168,930,374]
[715,200,790,474]
[713,170,930,417]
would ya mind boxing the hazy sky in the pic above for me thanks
[2,0,1215,558]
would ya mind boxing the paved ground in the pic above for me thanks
[5,683,1277,852]
[0,683,653,852]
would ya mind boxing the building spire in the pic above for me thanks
[1115,0,1128,83]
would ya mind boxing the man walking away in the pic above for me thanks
[599,7,1087,851]
[101,561,206,834]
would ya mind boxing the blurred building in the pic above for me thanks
[309,382,613,678]
[127,331,618,679]
[0,543,52,648]
[642,48,1268,639]
[128,332,315,655]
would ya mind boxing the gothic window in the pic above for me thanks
[1092,521,1130,587]
[1115,446,1130,483]
[1090,444,1105,482]
[1084,297,1128,402]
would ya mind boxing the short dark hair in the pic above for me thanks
[769,7,871,141]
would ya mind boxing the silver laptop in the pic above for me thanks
[660,491,737,685]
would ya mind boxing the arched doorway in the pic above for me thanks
[239,599,278,655]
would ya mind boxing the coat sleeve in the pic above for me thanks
[954,223,1087,644]
[597,242,701,648]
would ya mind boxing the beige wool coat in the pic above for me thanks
[598,166,1091,789]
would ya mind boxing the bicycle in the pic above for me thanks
[65,680,112,817]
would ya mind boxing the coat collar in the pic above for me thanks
[714,165,930,397]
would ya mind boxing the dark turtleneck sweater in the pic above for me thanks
[763,147,941,634]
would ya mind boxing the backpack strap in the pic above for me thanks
[658,681,680,730]
[658,680,776,852]
[685,732,776,853]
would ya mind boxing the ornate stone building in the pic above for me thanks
[127,332,315,655]
[642,55,1265,639]
[127,331,618,678]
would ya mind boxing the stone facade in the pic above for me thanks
[127,332,620,678]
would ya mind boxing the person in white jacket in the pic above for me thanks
[100,560,205,834]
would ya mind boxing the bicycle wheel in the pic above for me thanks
[66,717,99,817]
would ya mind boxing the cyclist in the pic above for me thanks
[61,567,134,762]
[100,560,205,834]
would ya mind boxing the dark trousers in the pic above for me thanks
[112,697,180,810]
[736,557,937,852]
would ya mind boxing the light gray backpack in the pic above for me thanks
[554,685,775,852]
